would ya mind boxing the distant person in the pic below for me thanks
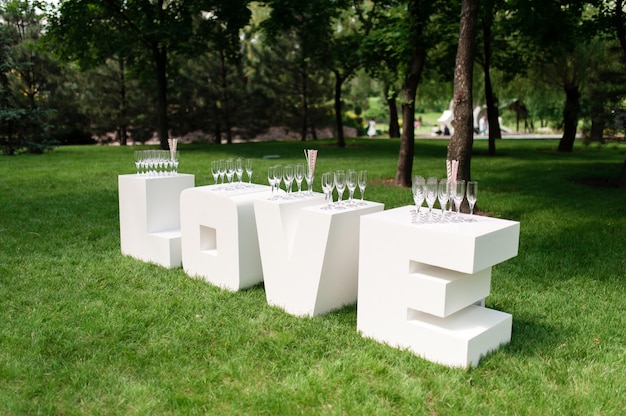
[479,115,488,135]
[367,119,376,138]
[416,116,422,129]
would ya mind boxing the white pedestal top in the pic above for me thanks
[362,205,520,274]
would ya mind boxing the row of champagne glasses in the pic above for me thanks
[321,170,368,209]
[412,176,478,222]
[211,158,253,187]
[267,164,313,199]
[134,150,179,176]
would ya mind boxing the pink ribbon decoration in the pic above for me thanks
[168,138,178,160]
[304,149,318,178]
[447,159,458,183]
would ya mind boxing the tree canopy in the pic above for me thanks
[2,0,625,184]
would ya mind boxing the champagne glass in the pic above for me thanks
[273,165,283,194]
[283,164,294,194]
[225,159,235,184]
[156,150,164,175]
[334,170,346,203]
[425,177,438,218]
[141,150,149,175]
[305,168,314,194]
[438,179,451,219]
[245,158,253,183]
[346,169,357,203]
[235,158,244,183]
[152,150,160,175]
[211,160,220,184]
[452,180,466,218]
[144,150,152,175]
[267,166,276,194]
[134,151,142,175]
[159,150,170,176]
[358,170,367,201]
[412,176,425,219]
[218,159,226,184]
[151,150,159,176]
[466,181,478,217]
[321,172,334,209]
[166,151,174,175]
[170,151,179,175]
[162,150,169,175]
[295,164,305,194]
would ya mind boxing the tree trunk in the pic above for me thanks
[589,116,605,143]
[219,48,233,145]
[333,70,346,148]
[153,43,169,150]
[481,6,501,156]
[395,0,426,187]
[213,100,222,144]
[558,83,580,152]
[118,58,128,146]
[385,84,400,138]
[447,0,479,192]
[612,0,626,181]
[300,66,309,141]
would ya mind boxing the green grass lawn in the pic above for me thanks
[1,138,625,415]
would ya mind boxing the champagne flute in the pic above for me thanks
[157,150,167,176]
[235,158,244,183]
[305,168,314,194]
[321,172,334,209]
[295,164,305,194]
[346,169,357,203]
[452,180,466,218]
[267,166,276,194]
[225,159,235,184]
[425,177,438,218]
[412,176,425,220]
[134,151,142,175]
[334,170,346,204]
[358,170,367,201]
[466,181,478,217]
[146,150,154,176]
[170,151,179,175]
[438,179,451,219]
[211,160,220,184]
[273,165,283,194]
[218,159,226,184]
[283,164,294,194]
[245,158,253,183]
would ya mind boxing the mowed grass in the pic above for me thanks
[1,138,625,415]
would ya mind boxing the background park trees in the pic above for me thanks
[2,0,626,185]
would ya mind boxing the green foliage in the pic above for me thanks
[1,140,625,414]
[0,0,55,154]
[0,0,625,153]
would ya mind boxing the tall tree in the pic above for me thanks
[47,0,251,149]
[260,0,342,141]
[509,0,590,153]
[447,0,479,190]
[477,0,502,156]
[395,0,437,187]
[0,0,51,154]
[328,8,362,147]
[596,0,626,186]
